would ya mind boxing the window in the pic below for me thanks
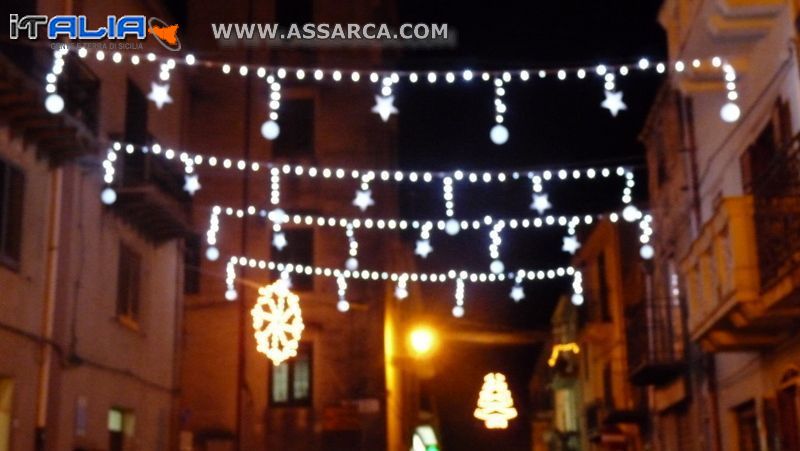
[269,343,312,406]
[184,235,201,294]
[272,98,314,159]
[0,378,12,451]
[124,79,148,145]
[276,228,314,291]
[116,244,142,322]
[597,253,611,321]
[741,99,794,193]
[602,363,614,409]
[735,401,761,451]
[778,381,800,450]
[275,0,313,25]
[108,408,135,451]
[0,159,24,269]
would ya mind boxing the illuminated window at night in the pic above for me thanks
[108,408,135,451]
[270,343,312,406]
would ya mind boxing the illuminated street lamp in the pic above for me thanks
[409,326,437,357]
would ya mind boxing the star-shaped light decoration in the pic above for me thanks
[530,194,552,215]
[183,174,201,195]
[371,95,398,122]
[415,239,433,258]
[147,82,173,109]
[353,189,375,211]
[601,90,627,117]
[510,285,525,302]
[562,235,581,255]
[272,231,288,251]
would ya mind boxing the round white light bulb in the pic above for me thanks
[720,102,741,123]
[100,187,117,205]
[225,289,238,301]
[45,94,64,114]
[622,205,642,222]
[640,244,654,260]
[490,260,505,275]
[452,305,465,318]
[206,246,220,261]
[571,293,584,306]
[261,120,280,140]
[345,257,359,271]
[337,299,350,312]
[445,219,460,236]
[490,124,509,145]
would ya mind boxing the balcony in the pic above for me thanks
[680,194,800,351]
[0,45,98,163]
[577,294,613,343]
[110,151,192,243]
[585,400,645,444]
[626,301,686,386]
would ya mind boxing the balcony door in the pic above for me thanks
[778,370,800,451]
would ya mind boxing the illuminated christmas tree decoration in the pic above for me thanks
[474,373,518,429]
[251,279,305,366]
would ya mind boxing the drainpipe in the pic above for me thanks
[680,94,722,451]
[35,167,63,450]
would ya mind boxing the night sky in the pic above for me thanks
[394,1,665,449]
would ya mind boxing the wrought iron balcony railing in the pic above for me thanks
[751,132,800,290]
[110,145,192,243]
[625,300,686,386]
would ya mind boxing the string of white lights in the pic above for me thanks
[228,255,575,284]
[336,274,350,312]
[453,278,466,318]
[570,270,584,306]
[64,46,702,82]
[344,223,360,271]
[211,204,611,232]
[720,61,741,122]
[99,143,201,206]
[638,214,655,260]
[489,77,509,145]
[105,140,635,184]
[488,222,506,275]
[45,49,742,150]
[260,74,283,140]
[224,255,579,317]
[43,48,68,114]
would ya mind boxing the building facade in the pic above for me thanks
[0,0,192,450]
[175,1,428,451]
[643,0,800,449]
[536,220,648,450]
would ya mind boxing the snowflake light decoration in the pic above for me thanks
[251,279,305,366]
